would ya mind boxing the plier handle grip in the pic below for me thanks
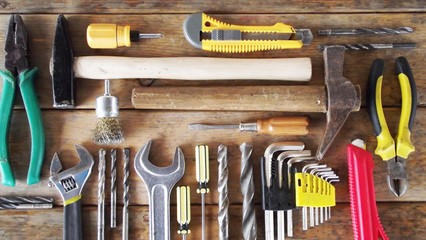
[0,14,45,186]
[367,57,417,196]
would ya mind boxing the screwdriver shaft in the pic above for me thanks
[139,33,164,39]
[201,193,206,240]
[318,27,413,36]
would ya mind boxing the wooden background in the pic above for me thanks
[0,1,424,239]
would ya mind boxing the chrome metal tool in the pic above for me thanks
[97,149,106,240]
[49,145,94,240]
[122,148,130,240]
[217,144,229,240]
[240,143,257,240]
[134,140,185,240]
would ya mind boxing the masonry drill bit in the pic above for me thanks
[196,145,210,240]
[240,143,257,240]
[123,148,130,240]
[111,148,117,228]
[0,203,52,209]
[98,149,106,240]
[177,186,191,240]
[318,43,416,51]
[318,27,413,36]
[217,144,229,240]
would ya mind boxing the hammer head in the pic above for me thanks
[51,14,74,109]
[316,46,360,160]
[134,140,185,190]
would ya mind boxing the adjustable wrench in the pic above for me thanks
[134,140,185,240]
[49,145,94,240]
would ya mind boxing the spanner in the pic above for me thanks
[49,145,94,240]
[134,140,185,240]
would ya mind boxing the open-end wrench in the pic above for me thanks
[134,140,185,240]
[49,145,94,240]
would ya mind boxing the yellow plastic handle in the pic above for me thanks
[201,13,303,53]
[87,24,131,49]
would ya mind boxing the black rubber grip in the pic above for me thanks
[396,56,417,131]
[367,59,385,136]
[64,199,82,240]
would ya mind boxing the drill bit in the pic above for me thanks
[217,144,229,240]
[0,196,53,204]
[239,143,257,240]
[0,197,53,209]
[123,148,130,240]
[111,148,117,228]
[318,27,413,36]
[177,186,191,240]
[318,43,416,51]
[196,145,210,240]
[93,79,124,145]
[98,149,106,240]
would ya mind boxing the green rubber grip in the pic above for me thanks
[19,68,45,185]
[0,70,17,186]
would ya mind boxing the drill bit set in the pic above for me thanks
[260,142,339,239]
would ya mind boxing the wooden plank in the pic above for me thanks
[1,1,424,14]
[0,108,423,204]
[0,203,424,239]
[0,14,423,109]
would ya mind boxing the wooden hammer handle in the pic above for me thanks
[74,56,311,81]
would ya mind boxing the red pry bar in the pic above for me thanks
[347,142,388,240]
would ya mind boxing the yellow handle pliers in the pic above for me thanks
[367,57,417,197]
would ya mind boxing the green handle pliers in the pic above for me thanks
[367,57,417,197]
[0,14,45,186]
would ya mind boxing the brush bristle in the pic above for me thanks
[93,117,124,145]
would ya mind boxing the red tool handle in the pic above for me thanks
[347,143,388,240]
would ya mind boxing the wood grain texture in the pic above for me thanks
[0,203,424,239]
[0,108,423,204]
[0,14,423,109]
[0,1,424,14]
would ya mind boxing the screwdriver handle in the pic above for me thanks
[87,24,132,49]
[195,145,210,194]
[256,117,309,136]
[177,186,191,235]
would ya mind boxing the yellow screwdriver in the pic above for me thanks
[177,186,191,240]
[87,23,163,49]
[188,116,309,136]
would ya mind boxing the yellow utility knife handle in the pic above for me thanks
[395,57,417,159]
[367,59,395,161]
[201,13,303,52]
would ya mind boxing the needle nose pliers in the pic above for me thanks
[0,14,45,186]
[367,57,417,197]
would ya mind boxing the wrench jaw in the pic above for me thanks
[134,140,186,188]
[49,144,94,203]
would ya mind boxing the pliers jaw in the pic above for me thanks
[5,14,28,75]
[387,157,408,197]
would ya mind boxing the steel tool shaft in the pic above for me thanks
[318,27,413,36]
[217,144,229,240]
[0,196,53,209]
[318,43,416,51]
[111,149,117,228]
[123,148,130,240]
[98,149,106,240]
[240,143,257,240]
